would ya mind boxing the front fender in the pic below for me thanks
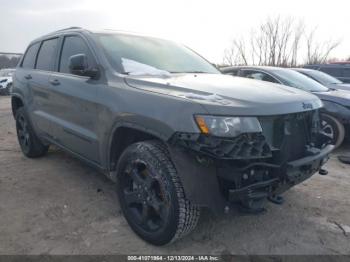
[167,144,227,214]
[103,116,176,174]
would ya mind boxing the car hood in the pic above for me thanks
[313,89,350,107]
[124,73,322,116]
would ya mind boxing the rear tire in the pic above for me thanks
[321,113,345,148]
[116,140,200,245]
[15,107,49,158]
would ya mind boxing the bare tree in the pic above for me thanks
[222,47,236,66]
[290,21,305,67]
[305,28,341,64]
[222,38,248,66]
[222,16,341,67]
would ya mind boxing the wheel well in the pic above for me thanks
[11,96,24,117]
[109,127,159,171]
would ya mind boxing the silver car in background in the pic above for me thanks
[0,68,15,95]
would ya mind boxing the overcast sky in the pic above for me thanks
[0,0,349,63]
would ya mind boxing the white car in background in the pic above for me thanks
[0,68,15,95]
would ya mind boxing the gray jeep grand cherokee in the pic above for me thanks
[12,27,333,245]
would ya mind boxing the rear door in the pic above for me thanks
[30,38,60,137]
[48,34,100,163]
[14,43,40,118]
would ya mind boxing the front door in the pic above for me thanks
[48,35,100,163]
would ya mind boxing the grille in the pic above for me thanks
[259,110,319,162]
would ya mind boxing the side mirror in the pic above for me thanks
[69,54,98,78]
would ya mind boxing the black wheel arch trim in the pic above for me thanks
[11,93,26,117]
[106,120,175,179]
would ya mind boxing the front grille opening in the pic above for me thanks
[259,110,319,162]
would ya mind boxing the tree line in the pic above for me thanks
[222,16,345,67]
[0,54,22,69]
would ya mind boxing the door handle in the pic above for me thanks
[49,79,60,86]
[24,74,32,80]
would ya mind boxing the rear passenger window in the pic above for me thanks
[261,74,279,83]
[21,43,40,69]
[59,36,94,74]
[36,38,59,71]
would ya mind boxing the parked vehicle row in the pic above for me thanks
[221,66,350,148]
[0,68,15,95]
[11,27,334,245]
[294,68,350,92]
[304,63,350,83]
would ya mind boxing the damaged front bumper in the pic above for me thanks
[168,110,334,214]
[168,142,333,214]
[226,144,333,204]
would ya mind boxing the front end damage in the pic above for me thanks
[168,109,334,214]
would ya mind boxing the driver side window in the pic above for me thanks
[59,36,95,74]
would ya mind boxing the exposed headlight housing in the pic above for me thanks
[194,115,262,137]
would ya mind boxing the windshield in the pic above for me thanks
[0,69,14,77]
[95,33,220,75]
[303,70,342,85]
[272,69,329,92]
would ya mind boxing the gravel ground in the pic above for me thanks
[0,96,349,255]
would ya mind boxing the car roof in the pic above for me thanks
[222,65,289,72]
[305,64,350,68]
[291,68,314,73]
[29,27,170,45]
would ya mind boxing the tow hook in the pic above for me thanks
[268,194,284,205]
[319,168,328,175]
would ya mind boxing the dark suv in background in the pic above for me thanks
[12,27,333,245]
[304,63,350,83]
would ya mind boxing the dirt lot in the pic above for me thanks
[0,95,349,255]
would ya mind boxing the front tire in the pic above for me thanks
[116,140,200,245]
[321,113,345,148]
[15,107,49,158]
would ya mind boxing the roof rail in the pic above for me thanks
[55,26,82,32]
[46,27,83,36]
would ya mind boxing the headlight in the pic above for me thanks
[194,115,262,137]
[0,79,7,83]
